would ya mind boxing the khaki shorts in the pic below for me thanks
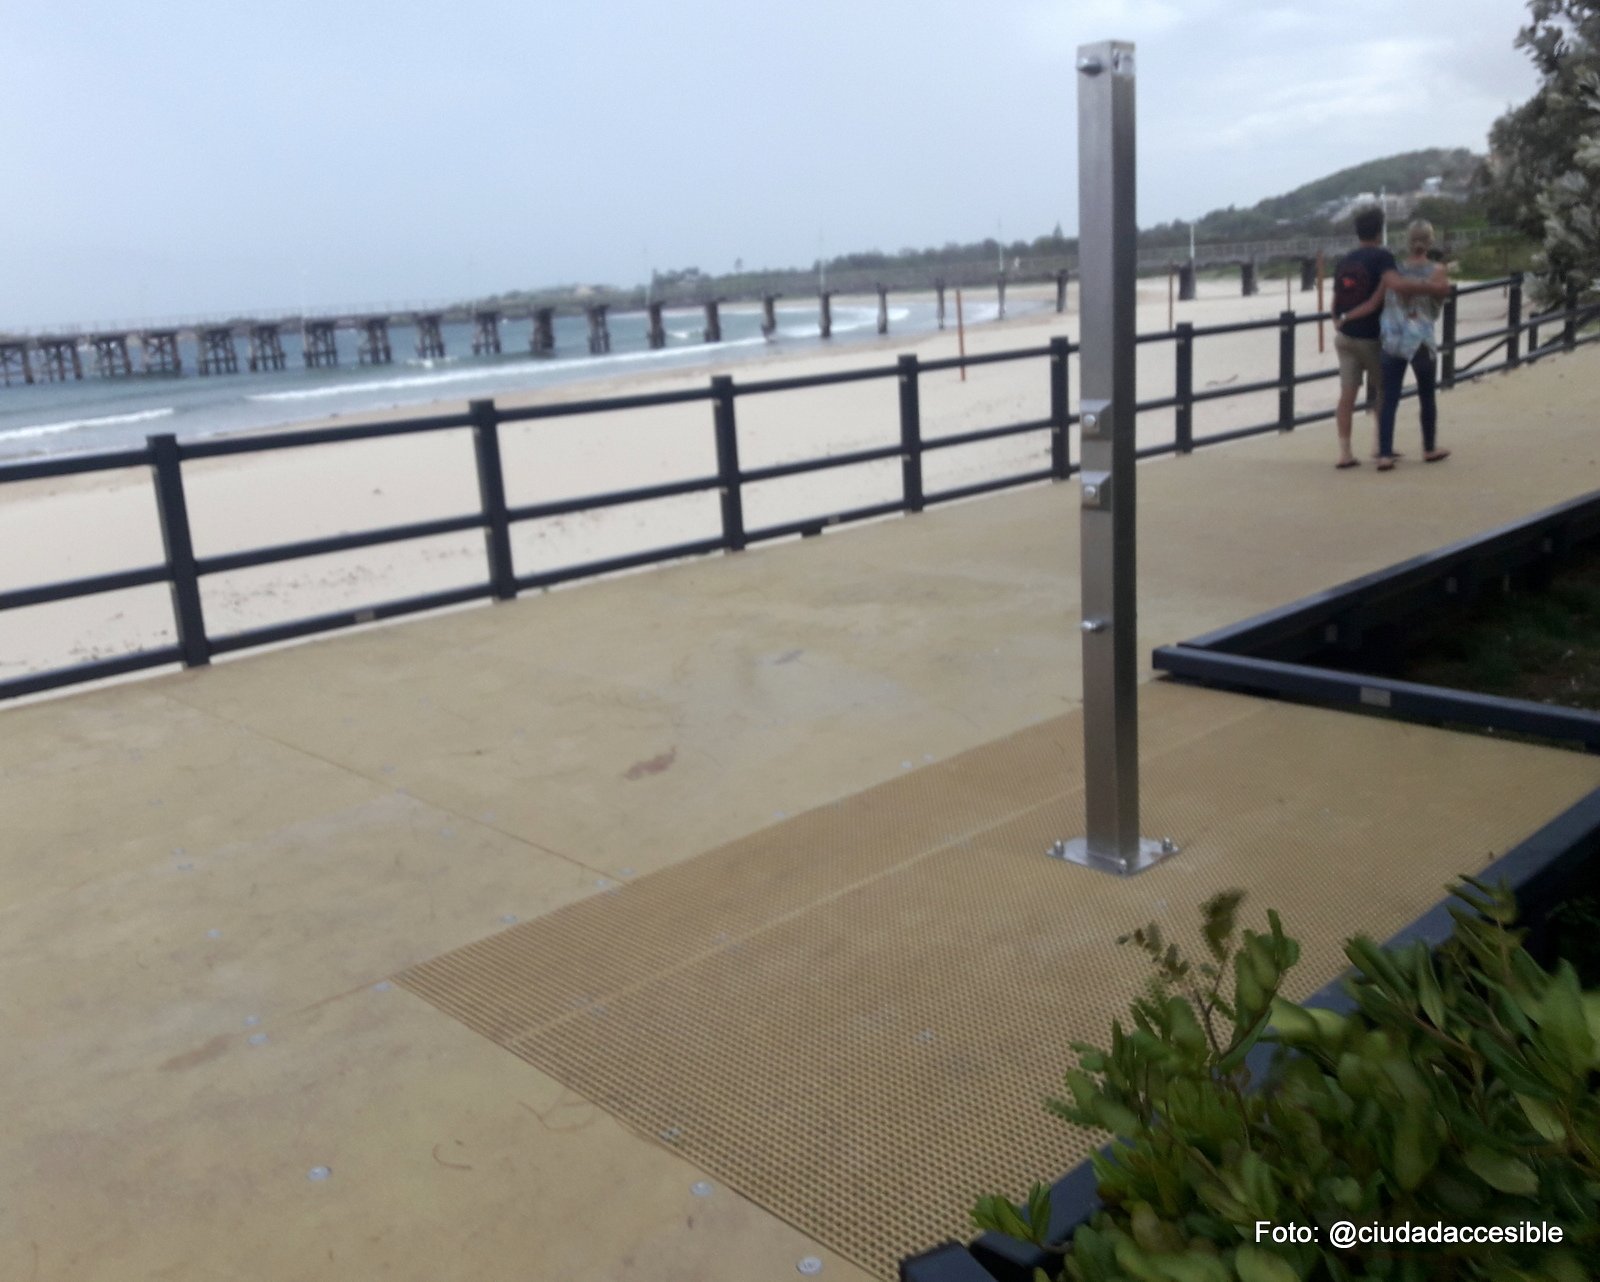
[1335,333,1383,407]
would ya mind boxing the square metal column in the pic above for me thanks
[1050,40,1176,877]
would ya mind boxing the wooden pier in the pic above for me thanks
[198,326,239,376]
[248,323,286,372]
[0,340,33,386]
[357,317,392,365]
[532,307,555,355]
[586,305,611,355]
[302,320,339,368]
[472,310,501,356]
[414,313,446,360]
[90,333,134,378]
[7,230,1468,392]
[35,338,83,382]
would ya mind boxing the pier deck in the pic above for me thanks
[5,346,1600,1280]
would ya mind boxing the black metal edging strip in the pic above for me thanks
[0,647,186,701]
[1153,645,1600,750]
[1182,487,1600,654]
[207,583,495,655]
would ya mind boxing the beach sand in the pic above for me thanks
[0,277,1515,682]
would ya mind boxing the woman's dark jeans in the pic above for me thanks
[1378,346,1438,458]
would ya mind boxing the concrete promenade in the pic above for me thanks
[4,345,1600,1280]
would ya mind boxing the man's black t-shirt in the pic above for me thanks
[1336,245,1397,341]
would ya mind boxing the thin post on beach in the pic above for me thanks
[956,287,967,381]
[1168,264,1175,330]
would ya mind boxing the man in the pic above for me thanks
[1330,207,1448,468]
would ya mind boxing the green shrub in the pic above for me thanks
[973,883,1600,1280]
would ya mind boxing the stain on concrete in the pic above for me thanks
[159,1034,230,1072]
[773,649,804,665]
[623,747,677,781]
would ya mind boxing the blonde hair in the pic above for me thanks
[1407,219,1435,256]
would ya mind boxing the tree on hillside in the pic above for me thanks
[1486,0,1600,300]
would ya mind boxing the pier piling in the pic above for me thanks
[1299,257,1317,292]
[586,305,611,355]
[760,294,779,340]
[532,308,555,355]
[91,333,134,378]
[140,330,181,376]
[1240,260,1258,296]
[1178,261,1196,301]
[197,326,239,375]
[302,320,339,368]
[702,300,722,344]
[414,314,446,360]
[472,310,502,356]
[1056,270,1070,314]
[647,302,666,349]
[818,290,835,339]
[935,280,946,330]
[876,285,890,335]
[248,323,286,372]
[0,341,33,386]
[996,274,1007,320]
[36,338,82,382]
[357,317,393,365]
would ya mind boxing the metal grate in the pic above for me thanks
[398,683,1600,1278]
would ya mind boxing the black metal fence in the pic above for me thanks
[2,273,1596,704]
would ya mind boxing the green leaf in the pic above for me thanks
[1462,1145,1540,1196]
[1233,1245,1299,1282]
[1415,950,1446,1030]
[1026,1182,1052,1239]
[1518,1094,1567,1143]
[1393,1101,1439,1191]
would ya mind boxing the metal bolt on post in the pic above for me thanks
[1048,40,1178,877]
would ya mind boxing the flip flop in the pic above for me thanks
[1376,458,1397,472]
[1424,450,1451,463]
[1336,459,1360,469]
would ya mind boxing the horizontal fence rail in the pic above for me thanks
[2,274,1597,703]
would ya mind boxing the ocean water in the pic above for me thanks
[0,296,1035,462]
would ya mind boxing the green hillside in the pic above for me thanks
[1143,147,1485,247]
[1255,147,1480,219]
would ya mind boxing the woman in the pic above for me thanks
[1344,220,1452,470]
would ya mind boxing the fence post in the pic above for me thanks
[1507,272,1523,369]
[1564,279,1579,353]
[1174,322,1194,453]
[711,375,745,551]
[470,397,517,600]
[1440,287,1457,389]
[898,354,924,511]
[149,433,210,668]
[1278,310,1296,431]
[1049,336,1072,478]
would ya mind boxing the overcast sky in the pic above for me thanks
[2,0,1540,327]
